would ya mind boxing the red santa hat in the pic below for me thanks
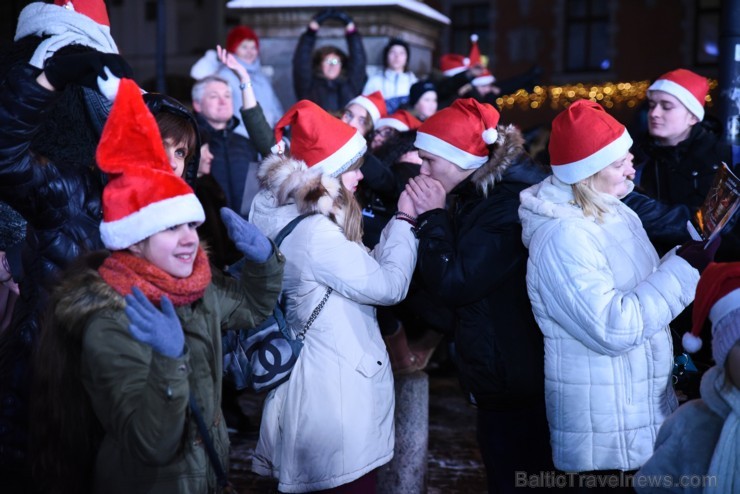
[467,35,495,86]
[274,100,367,177]
[54,0,109,26]
[376,109,422,132]
[648,68,708,121]
[346,91,387,125]
[439,53,470,77]
[226,25,260,53]
[468,34,483,67]
[684,262,740,366]
[472,68,495,87]
[415,98,499,170]
[96,78,205,250]
[548,100,633,184]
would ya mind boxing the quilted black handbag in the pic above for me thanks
[223,213,332,393]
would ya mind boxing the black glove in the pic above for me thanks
[331,9,354,25]
[312,8,335,25]
[43,50,133,91]
[676,236,722,274]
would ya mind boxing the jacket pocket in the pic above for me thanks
[355,351,386,378]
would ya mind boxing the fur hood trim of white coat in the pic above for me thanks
[257,154,348,227]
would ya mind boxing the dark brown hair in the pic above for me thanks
[312,46,348,78]
[156,111,197,164]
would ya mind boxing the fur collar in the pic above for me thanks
[470,124,526,195]
[257,154,348,227]
[51,251,123,340]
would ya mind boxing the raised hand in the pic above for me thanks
[125,287,184,358]
[43,50,133,91]
[331,9,354,26]
[405,175,447,214]
[217,44,249,83]
[220,208,272,263]
[97,66,121,101]
[312,7,335,25]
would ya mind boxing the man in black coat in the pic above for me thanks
[192,75,262,217]
[404,99,553,494]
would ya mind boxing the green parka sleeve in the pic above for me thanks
[79,249,284,471]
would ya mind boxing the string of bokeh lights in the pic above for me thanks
[494,79,718,111]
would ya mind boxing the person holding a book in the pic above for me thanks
[631,68,737,258]
[518,100,717,489]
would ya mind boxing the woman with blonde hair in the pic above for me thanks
[518,99,717,490]
[249,99,422,493]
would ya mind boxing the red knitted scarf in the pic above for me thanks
[98,246,212,307]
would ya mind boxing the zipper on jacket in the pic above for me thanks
[620,355,633,405]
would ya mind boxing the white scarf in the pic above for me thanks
[701,365,740,494]
[14,2,118,68]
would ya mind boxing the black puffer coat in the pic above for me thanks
[195,113,260,215]
[633,122,732,209]
[292,28,367,113]
[0,63,108,477]
[414,126,549,408]
[632,122,739,260]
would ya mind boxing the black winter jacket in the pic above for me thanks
[633,122,731,209]
[632,122,739,259]
[414,126,549,408]
[292,28,367,114]
[0,63,106,473]
[195,113,260,215]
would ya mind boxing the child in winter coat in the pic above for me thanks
[635,262,740,494]
[30,78,284,494]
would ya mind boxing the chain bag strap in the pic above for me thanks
[296,286,333,341]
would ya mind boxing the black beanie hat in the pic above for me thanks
[383,37,410,70]
[408,80,436,107]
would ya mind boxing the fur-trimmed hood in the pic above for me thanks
[50,251,123,340]
[469,124,528,195]
[252,154,350,237]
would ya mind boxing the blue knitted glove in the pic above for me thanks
[220,208,272,263]
[125,287,184,358]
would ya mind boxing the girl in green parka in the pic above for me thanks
[29,77,284,494]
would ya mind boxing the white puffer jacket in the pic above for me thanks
[249,156,418,492]
[518,176,699,472]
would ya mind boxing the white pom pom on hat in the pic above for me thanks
[682,332,703,354]
[686,262,740,366]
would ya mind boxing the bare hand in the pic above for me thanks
[217,45,249,83]
[397,190,416,217]
[406,175,446,213]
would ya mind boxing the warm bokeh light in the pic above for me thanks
[495,79,718,111]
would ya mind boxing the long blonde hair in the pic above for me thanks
[338,184,364,243]
[336,157,365,244]
[571,176,612,222]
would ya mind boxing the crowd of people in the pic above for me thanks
[0,1,738,494]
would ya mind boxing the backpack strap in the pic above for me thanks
[274,213,316,247]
